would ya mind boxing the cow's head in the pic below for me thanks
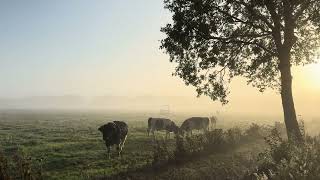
[170,122,180,134]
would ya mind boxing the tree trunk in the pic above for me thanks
[279,54,303,143]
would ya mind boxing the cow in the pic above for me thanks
[180,117,210,136]
[147,118,179,139]
[209,116,218,130]
[98,121,128,158]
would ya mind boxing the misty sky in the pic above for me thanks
[0,1,319,116]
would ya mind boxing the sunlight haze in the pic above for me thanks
[0,0,319,118]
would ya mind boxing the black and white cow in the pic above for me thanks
[147,118,179,139]
[180,117,209,136]
[98,121,128,158]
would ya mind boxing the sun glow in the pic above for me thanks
[306,62,320,89]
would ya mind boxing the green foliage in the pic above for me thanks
[225,127,243,146]
[245,123,265,140]
[161,0,320,103]
[152,139,172,168]
[204,129,226,150]
[152,126,263,167]
[252,127,320,180]
[173,134,187,162]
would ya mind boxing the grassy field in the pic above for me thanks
[0,110,158,179]
[0,110,319,180]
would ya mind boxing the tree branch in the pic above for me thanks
[264,0,283,51]
[211,4,272,34]
[234,0,274,29]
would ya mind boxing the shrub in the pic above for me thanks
[251,126,320,180]
[184,134,206,154]
[225,127,243,147]
[204,129,227,151]
[245,123,263,139]
[274,121,287,138]
[173,134,187,162]
[152,139,171,168]
[151,126,264,171]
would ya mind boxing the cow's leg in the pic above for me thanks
[120,135,127,154]
[152,130,156,140]
[205,127,209,133]
[147,128,150,136]
[165,131,169,140]
[117,144,121,157]
[107,146,111,159]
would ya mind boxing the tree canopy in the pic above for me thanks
[161,0,320,104]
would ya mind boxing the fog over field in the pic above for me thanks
[2,0,320,179]
[0,85,318,119]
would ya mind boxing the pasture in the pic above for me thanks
[0,110,157,179]
[0,110,319,179]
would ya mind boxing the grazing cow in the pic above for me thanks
[98,121,128,158]
[180,117,209,136]
[209,116,218,130]
[147,118,179,139]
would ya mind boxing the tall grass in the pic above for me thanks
[247,122,320,180]
[151,125,266,167]
[0,149,43,180]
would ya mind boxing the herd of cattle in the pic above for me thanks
[98,116,217,158]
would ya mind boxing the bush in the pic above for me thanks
[251,127,320,180]
[152,139,172,168]
[153,127,251,166]
[245,123,263,139]
[184,134,206,154]
[225,127,243,147]
[173,134,187,162]
[274,121,287,138]
[204,129,227,151]
[151,126,268,172]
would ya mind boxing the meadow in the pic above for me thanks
[0,110,319,180]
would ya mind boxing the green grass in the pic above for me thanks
[0,110,193,179]
[2,110,317,179]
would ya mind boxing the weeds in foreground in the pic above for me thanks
[151,126,263,167]
[151,122,320,180]
[0,152,10,180]
[152,139,172,168]
[0,149,43,180]
[248,124,320,180]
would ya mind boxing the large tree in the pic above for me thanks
[161,0,320,142]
